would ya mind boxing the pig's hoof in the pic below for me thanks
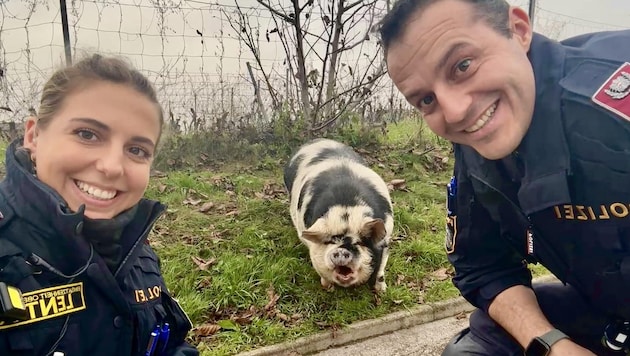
[374,279,386,293]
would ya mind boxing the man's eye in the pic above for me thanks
[420,94,435,107]
[456,59,471,73]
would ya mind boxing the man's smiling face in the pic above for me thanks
[387,0,536,159]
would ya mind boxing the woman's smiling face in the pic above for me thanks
[23,81,161,219]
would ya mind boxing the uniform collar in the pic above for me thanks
[459,33,573,215]
[2,139,85,239]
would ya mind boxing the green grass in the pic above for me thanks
[141,119,475,355]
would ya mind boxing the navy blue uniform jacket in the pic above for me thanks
[0,140,198,355]
[447,30,630,319]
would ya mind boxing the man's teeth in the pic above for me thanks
[465,103,497,133]
[76,181,117,200]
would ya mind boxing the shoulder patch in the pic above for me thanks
[0,282,86,330]
[592,62,630,121]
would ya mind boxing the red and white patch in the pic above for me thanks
[592,62,630,121]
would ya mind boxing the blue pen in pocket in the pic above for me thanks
[145,325,161,356]
[447,176,457,217]
[158,323,171,355]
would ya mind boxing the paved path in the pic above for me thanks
[310,312,470,356]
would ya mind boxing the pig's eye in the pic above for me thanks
[332,234,344,242]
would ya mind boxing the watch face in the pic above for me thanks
[525,338,551,356]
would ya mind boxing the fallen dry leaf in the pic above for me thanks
[430,267,451,281]
[455,311,468,320]
[183,198,202,206]
[158,184,167,193]
[188,189,209,199]
[373,293,382,306]
[198,202,215,213]
[191,256,217,271]
[150,170,167,178]
[276,313,289,322]
[265,286,280,312]
[194,323,221,336]
[390,178,406,186]
[232,308,256,326]
[195,277,212,290]
[396,274,406,286]
[291,313,303,321]
[388,178,409,192]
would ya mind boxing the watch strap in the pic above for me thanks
[538,328,569,348]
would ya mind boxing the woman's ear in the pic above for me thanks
[23,117,39,153]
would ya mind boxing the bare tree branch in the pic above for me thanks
[256,0,294,23]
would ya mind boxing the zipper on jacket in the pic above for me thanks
[114,209,165,278]
[469,172,573,283]
[469,173,535,262]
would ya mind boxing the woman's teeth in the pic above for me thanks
[76,181,117,200]
[465,102,497,133]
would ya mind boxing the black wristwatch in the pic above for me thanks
[524,329,569,356]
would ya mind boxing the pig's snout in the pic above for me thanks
[330,248,352,266]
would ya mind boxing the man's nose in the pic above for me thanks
[435,85,472,125]
[96,147,125,178]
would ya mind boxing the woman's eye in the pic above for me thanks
[77,130,97,141]
[129,146,151,159]
[456,59,472,73]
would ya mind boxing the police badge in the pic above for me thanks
[446,215,457,254]
[592,62,630,121]
[605,71,630,100]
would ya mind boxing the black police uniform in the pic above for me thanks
[0,139,198,355]
[442,29,630,355]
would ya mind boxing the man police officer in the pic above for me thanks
[379,0,630,355]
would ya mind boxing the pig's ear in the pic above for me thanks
[302,230,327,244]
[361,219,386,243]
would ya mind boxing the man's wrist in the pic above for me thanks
[525,329,570,356]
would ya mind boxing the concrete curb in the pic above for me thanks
[239,274,559,356]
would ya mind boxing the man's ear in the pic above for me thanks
[23,117,39,152]
[508,6,533,52]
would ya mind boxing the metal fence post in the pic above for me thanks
[529,0,537,27]
[60,0,72,66]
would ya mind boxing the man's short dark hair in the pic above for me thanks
[377,0,512,55]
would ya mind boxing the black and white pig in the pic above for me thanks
[283,138,393,292]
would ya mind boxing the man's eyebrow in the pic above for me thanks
[436,42,471,73]
[69,117,156,148]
